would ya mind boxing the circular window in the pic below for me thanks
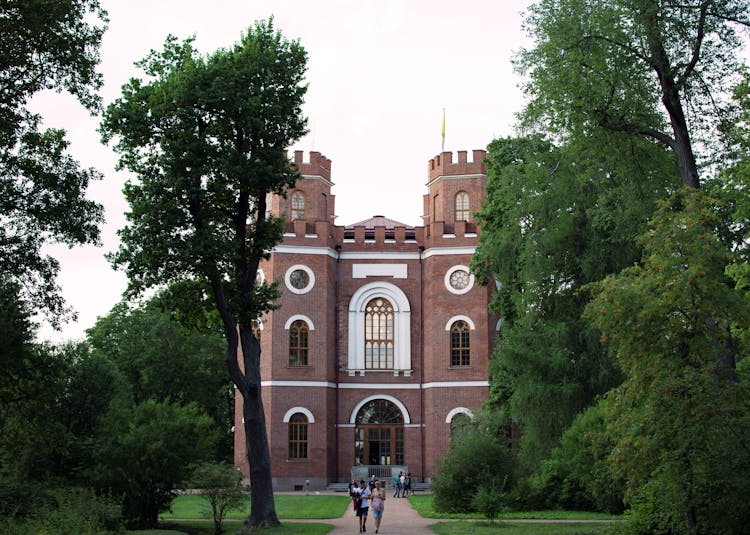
[444,265,474,295]
[285,265,315,294]
[449,269,470,290]
[289,270,309,289]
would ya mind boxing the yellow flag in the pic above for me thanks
[441,108,445,151]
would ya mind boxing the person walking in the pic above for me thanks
[392,471,402,498]
[402,473,412,497]
[370,480,386,533]
[354,479,372,532]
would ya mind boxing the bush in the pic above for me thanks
[0,487,122,535]
[432,429,514,513]
[190,461,245,535]
[528,398,625,514]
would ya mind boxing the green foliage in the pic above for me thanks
[189,462,245,535]
[0,487,122,535]
[430,521,610,535]
[0,0,106,321]
[473,134,672,470]
[584,188,750,534]
[516,0,749,188]
[471,485,505,522]
[86,292,233,461]
[432,427,514,514]
[530,398,624,514]
[100,19,307,321]
[92,399,217,529]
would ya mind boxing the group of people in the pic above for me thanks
[392,471,413,498]
[349,475,387,533]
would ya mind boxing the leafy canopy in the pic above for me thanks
[517,0,750,188]
[0,0,106,322]
[101,20,307,327]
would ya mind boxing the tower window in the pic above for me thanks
[289,320,309,367]
[288,413,308,459]
[365,298,394,369]
[455,191,469,222]
[450,320,471,367]
[291,191,305,220]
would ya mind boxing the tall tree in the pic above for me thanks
[517,0,750,189]
[473,133,674,468]
[0,0,106,321]
[585,189,750,533]
[100,20,307,530]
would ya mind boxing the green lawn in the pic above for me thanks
[162,494,350,520]
[130,520,333,535]
[408,495,621,521]
[430,521,610,535]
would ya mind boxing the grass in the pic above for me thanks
[430,521,611,535]
[408,495,621,521]
[130,519,333,535]
[162,494,350,520]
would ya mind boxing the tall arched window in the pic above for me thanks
[450,320,471,367]
[355,399,404,466]
[450,412,472,445]
[455,191,470,222]
[288,413,308,459]
[289,320,309,367]
[365,298,394,369]
[291,191,305,220]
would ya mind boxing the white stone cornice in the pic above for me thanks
[421,246,476,259]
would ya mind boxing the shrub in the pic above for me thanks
[190,461,245,535]
[0,487,122,535]
[529,398,625,514]
[432,429,514,513]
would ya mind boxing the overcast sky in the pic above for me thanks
[32,1,533,342]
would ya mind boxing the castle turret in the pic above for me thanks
[268,151,336,235]
[423,149,487,241]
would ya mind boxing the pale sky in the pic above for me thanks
[33,0,532,342]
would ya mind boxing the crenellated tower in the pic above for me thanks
[268,150,335,232]
[423,149,487,243]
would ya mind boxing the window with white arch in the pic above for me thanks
[347,282,411,375]
[447,407,475,445]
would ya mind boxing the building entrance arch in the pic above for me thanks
[354,398,405,467]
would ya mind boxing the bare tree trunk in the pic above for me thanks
[238,325,279,532]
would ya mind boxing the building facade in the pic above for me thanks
[233,149,497,490]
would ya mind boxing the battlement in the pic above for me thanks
[428,149,487,181]
[291,150,332,181]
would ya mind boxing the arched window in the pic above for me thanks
[291,191,305,220]
[289,320,309,367]
[450,412,473,445]
[450,320,471,367]
[365,298,394,369]
[455,191,469,222]
[288,413,308,459]
[355,399,404,466]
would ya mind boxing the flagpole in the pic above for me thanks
[441,108,445,151]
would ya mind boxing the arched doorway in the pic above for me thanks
[354,399,404,466]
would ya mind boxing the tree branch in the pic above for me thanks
[598,118,677,150]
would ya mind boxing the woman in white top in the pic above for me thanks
[370,480,386,533]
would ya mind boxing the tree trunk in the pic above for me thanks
[238,325,280,532]
[639,2,701,189]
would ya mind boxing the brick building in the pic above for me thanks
[234,149,497,490]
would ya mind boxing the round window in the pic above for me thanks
[449,269,470,290]
[444,265,474,295]
[285,265,315,294]
[289,269,309,290]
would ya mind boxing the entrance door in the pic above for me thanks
[354,399,404,466]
